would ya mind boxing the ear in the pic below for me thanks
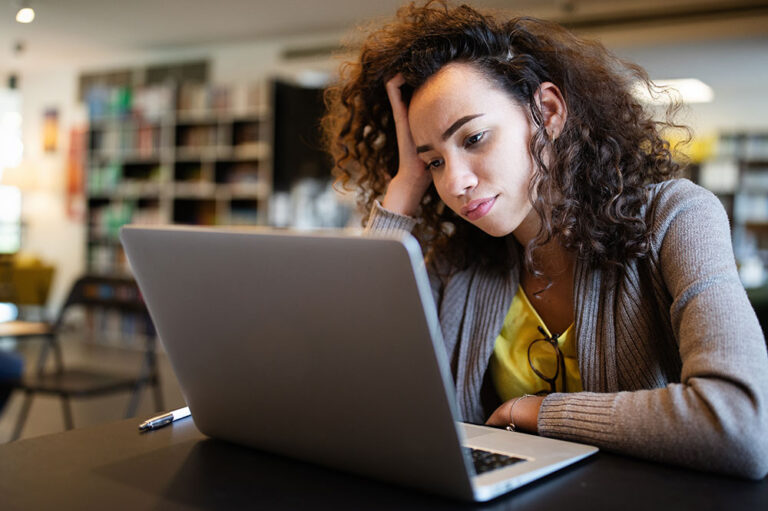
[534,82,567,140]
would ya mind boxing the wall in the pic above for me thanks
[616,37,768,135]
[9,67,84,313]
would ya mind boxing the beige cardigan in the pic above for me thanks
[367,179,768,479]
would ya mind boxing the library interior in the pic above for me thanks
[0,0,767,507]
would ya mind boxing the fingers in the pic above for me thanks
[384,73,417,155]
[385,74,411,140]
[385,73,407,120]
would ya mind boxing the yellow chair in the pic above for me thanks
[0,253,55,320]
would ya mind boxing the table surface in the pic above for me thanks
[0,417,766,510]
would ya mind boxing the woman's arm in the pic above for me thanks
[531,181,768,479]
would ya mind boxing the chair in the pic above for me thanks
[0,274,164,440]
[0,254,16,306]
[0,253,55,321]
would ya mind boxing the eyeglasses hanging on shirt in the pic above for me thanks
[527,325,567,395]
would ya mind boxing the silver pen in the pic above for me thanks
[138,406,191,431]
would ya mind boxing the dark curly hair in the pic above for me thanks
[322,1,686,278]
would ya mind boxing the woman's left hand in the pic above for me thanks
[485,395,546,433]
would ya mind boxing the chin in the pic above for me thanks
[476,222,516,238]
[474,211,524,238]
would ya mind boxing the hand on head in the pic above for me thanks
[381,74,434,217]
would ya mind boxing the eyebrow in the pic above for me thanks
[415,114,485,154]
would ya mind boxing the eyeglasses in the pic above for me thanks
[527,325,567,395]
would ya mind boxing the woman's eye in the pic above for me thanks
[465,131,485,147]
[425,159,443,171]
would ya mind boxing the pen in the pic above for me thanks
[138,406,191,431]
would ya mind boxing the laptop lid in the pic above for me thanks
[120,225,476,499]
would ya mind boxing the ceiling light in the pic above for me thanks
[16,6,35,24]
[633,78,714,105]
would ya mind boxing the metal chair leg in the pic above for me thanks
[35,339,51,375]
[126,339,163,417]
[61,395,74,430]
[152,375,164,412]
[126,347,149,418]
[52,338,65,373]
[11,391,34,441]
[125,383,144,418]
[145,334,163,412]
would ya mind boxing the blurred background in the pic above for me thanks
[0,0,766,441]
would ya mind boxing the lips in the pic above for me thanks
[461,196,497,221]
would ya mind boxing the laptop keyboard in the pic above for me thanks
[464,447,526,475]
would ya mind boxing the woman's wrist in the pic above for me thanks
[506,395,533,431]
[382,174,429,218]
[485,394,545,433]
[507,395,545,433]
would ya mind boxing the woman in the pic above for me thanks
[322,1,768,478]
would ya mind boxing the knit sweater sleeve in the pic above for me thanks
[364,200,420,234]
[537,180,768,479]
[364,201,445,305]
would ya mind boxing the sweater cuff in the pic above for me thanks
[365,200,420,234]
[537,392,621,450]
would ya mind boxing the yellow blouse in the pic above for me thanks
[490,286,582,401]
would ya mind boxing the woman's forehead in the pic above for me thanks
[407,63,526,135]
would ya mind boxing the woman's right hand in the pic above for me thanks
[381,74,433,218]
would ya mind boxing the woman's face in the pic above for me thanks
[408,62,538,238]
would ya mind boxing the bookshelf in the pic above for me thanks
[695,131,768,286]
[84,82,272,275]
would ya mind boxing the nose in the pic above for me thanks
[442,159,478,198]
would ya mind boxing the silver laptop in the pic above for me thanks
[120,225,597,502]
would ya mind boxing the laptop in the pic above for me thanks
[120,225,597,502]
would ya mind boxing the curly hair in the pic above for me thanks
[322,1,686,279]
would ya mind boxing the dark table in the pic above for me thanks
[0,417,765,510]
